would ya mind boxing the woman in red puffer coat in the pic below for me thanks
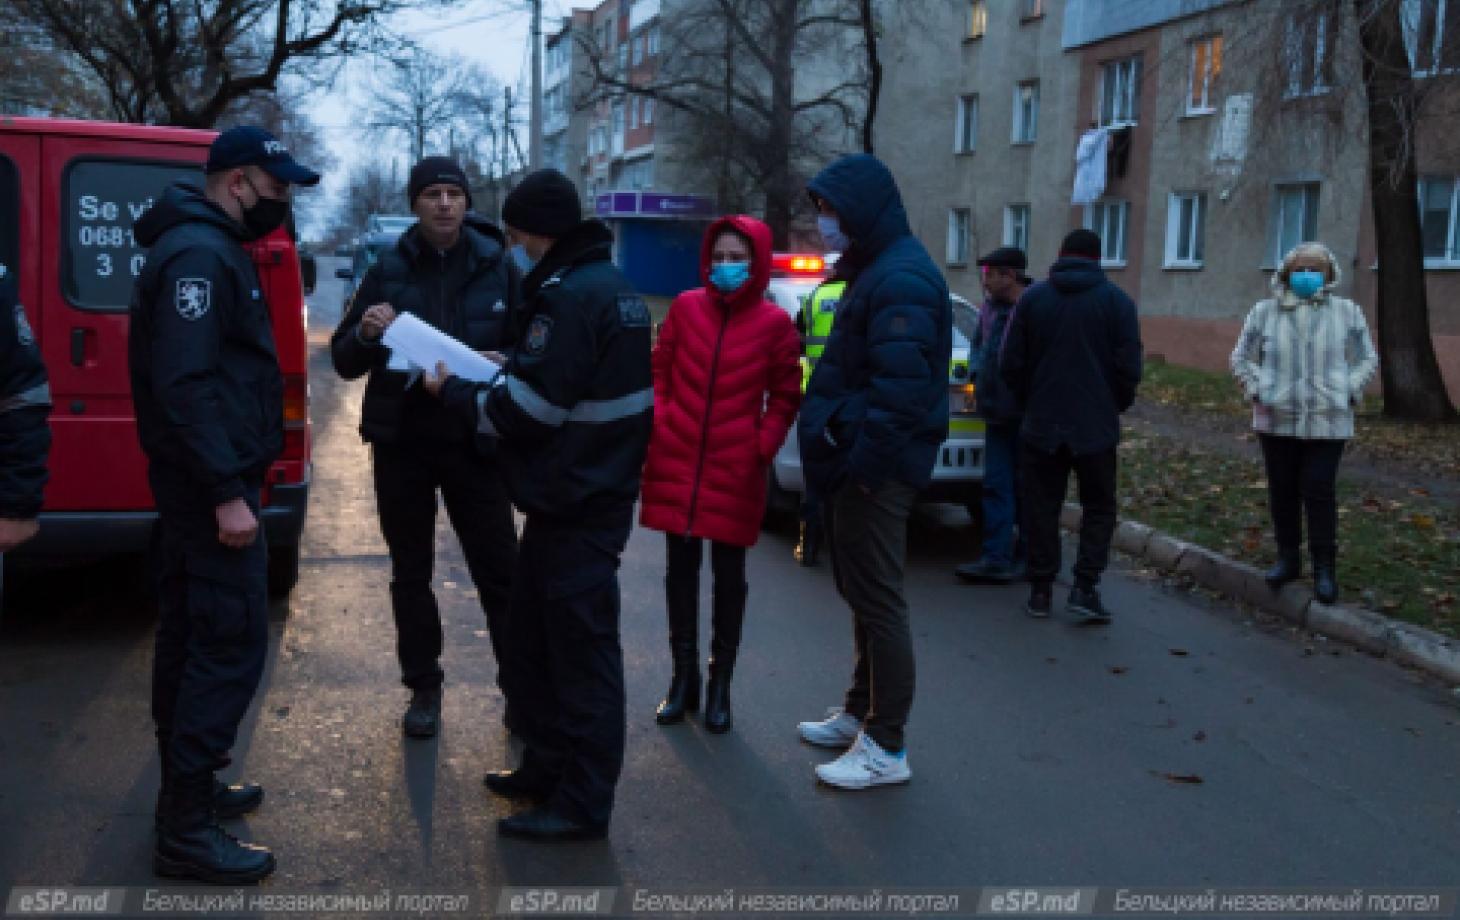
[639,214,801,734]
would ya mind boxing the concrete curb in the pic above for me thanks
[1059,502,1460,687]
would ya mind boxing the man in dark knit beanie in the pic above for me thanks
[1000,226,1143,623]
[424,167,653,842]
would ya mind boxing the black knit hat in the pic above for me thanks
[408,156,471,207]
[1059,228,1102,260]
[503,169,582,237]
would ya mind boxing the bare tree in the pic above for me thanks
[332,158,400,237]
[0,6,109,118]
[577,0,871,247]
[9,0,447,128]
[369,47,476,163]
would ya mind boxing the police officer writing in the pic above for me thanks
[421,169,653,841]
[330,157,522,739]
[0,271,51,554]
[128,126,319,883]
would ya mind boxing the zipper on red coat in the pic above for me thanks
[684,303,731,536]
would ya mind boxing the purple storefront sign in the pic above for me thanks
[595,191,714,219]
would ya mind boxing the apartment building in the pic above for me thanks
[878,0,1460,399]
[543,10,594,181]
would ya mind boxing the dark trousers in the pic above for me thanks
[505,512,631,828]
[825,480,917,754]
[980,421,1025,566]
[1258,434,1345,552]
[1022,442,1118,588]
[371,440,518,691]
[150,474,269,778]
[664,534,746,591]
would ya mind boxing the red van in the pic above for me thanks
[0,117,310,595]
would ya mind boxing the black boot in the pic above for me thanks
[155,771,275,884]
[704,581,747,734]
[793,519,821,567]
[1264,545,1302,590]
[1312,546,1339,605]
[655,570,700,724]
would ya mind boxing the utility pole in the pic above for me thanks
[530,0,543,170]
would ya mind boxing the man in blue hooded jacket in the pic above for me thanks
[793,154,950,789]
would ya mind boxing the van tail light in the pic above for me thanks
[283,374,308,428]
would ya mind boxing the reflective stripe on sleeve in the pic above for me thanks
[567,387,653,423]
[0,382,51,414]
[475,390,501,437]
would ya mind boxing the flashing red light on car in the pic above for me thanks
[771,253,826,275]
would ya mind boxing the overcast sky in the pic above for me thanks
[299,0,580,237]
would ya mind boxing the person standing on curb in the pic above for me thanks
[954,246,1030,585]
[424,169,652,841]
[130,126,319,883]
[639,214,801,733]
[1001,228,1142,624]
[330,156,523,740]
[0,271,50,557]
[793,153,950,790]
[1230,241,1377,605]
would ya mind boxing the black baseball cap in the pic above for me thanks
[976,246,1027,270]
[206,126,321,186]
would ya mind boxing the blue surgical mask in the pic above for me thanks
[709,261,751,293]
[510,243,536,274]
[817,214,849,253]
[1289,270,1326,299]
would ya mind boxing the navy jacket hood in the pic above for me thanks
[807,154,912,259]
[134,184,243,248]
[1048,256,1106,294]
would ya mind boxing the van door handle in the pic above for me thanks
[71,328,87,366]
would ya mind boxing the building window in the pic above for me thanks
[1165,192,1207,268]
[1188,35,1223,114]
[947,208,971,265]
[1403,0,1460,74]
[643,97,655,125]
[648,24,661,55]
[1083,199,1129,266]
[618,43,629,71]
[1420,176,1460,265]
[629,97,639,129]
[1098,56,1142,127]
[633,35,645,66]
[1021,0,1043,19]
[1012,81,1039,144]
[1003,204,1030,251]
[968,0,987,38]
[1271,182,1320,265]
[1284,6,1337,98]
[954,94,978,153]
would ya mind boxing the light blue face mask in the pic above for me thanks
[1289,269,1326,299]
[709,261,751,293]
[817,214,850,253]
[510,243,536,274]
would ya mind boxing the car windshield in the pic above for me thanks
[951,297,979,349]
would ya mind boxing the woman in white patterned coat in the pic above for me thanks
[1230,242,1378,605]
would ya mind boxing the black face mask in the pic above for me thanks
[237,173,291,240]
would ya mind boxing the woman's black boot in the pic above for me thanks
[1264,545,1302,590]
[704,581,747,734]
[655,571,700,724]
[1312,546,1339,605]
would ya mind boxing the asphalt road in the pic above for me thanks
[1,259,1457,902]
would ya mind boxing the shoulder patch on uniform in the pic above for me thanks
[541,270,566,289]
[491,299,506,313]
[13,303,35,347]
[175,278,211,320]
[524,315,554,355]
[617,294,651,328]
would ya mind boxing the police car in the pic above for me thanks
[764,253,985,518]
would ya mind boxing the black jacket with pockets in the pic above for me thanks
[441,221,653,523]
[128,184,283,506]
[0,276,51,518]
[331,220,522,445]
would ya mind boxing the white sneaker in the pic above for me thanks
[814,732,911,789]
[797,707,862,748]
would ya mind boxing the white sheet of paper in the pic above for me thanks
[381,313,502,384]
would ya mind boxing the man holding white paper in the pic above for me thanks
[330,156,523,739]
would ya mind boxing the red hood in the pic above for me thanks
[699,214,773,310]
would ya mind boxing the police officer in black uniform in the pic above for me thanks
[331,156,522,739]
[129,126,319,884]
[423,169,652,841]
[0,270,51,556]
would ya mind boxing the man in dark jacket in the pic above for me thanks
[1001,228,1142,623]
[330,156,522,739]
[792,154,950,790]
[955,247,1030,584]
[0,273,50,554]
[424,169,652,841]
[129,126,319,883]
